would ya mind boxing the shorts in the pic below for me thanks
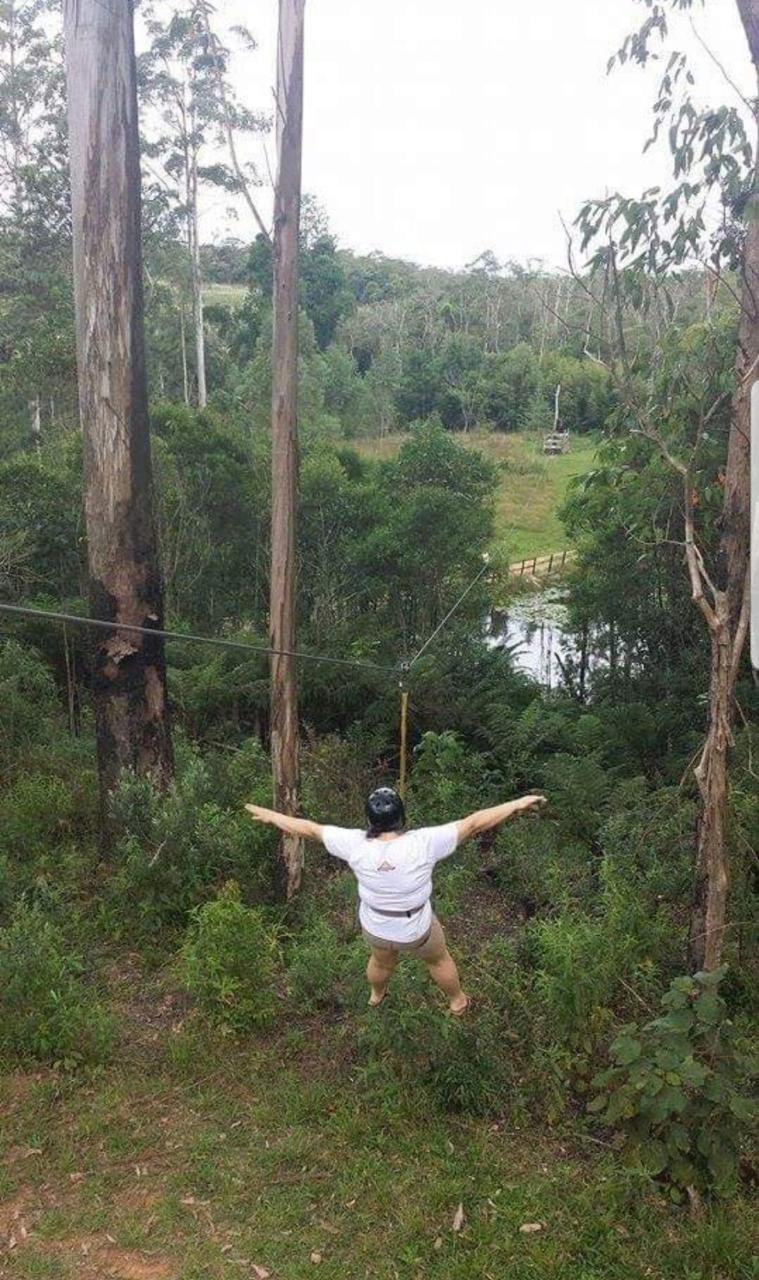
[362,914,447,962]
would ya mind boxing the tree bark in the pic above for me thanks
[690,0,758,969]
[64,0,173,805]
[270,0,305,898]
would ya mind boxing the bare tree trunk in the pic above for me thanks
[690,0,758,969]
[64,0,173,806]
[179,302,190,407]
[29,393,40,449]
[189,143,207,408]
[269,0,306,898]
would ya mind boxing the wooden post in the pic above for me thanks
[63,0,173,806]
[270,0,306,899]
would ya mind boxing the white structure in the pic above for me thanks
[747,378,752,670]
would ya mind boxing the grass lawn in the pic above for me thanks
[1,849,754,1280]
[2,1003,754,1280]
[356,431,599,563]
[202,283,247,310]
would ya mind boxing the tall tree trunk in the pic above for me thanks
[690,0,757,970]
[179,301,190,407]
[270,0,305,899]
[29,393,40,449]
[189,145,207,408]
[64,0,173,806]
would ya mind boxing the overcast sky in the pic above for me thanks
[202,0,752,270]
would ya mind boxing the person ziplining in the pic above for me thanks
[245,787,546,1014]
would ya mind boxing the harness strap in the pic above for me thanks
[372,902,426,918]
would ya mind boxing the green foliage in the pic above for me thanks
[0,450,82,595]
[286,917,352,1010]
[0,900,114,1066]
[407,731,495,827]
[0,640,61,764]
[356,973,505,1117]
[180,881,281,1033]
[589,970,757,1197]
[539,750,612,846]
[108,756,276,934]
[599,786,696,905]
[527,884,673,1049]
[491,817,591,913]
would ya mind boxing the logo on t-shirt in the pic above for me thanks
[377,860,397,872]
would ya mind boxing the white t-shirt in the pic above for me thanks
[322,823,459,943]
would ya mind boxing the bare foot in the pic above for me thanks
[449,993,470,1016]
[368,990,387,1007]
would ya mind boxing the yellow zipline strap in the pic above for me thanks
[398,664,410,802]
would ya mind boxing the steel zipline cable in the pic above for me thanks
[407,557,491,668]
[0,602,396,676]
[0,555,493,794]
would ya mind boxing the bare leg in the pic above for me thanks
[426,948,469,1015]
[367,947,398,1006]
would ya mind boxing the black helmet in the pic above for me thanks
[365,787,406,835]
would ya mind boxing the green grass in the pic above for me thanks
[202,282,247,310]
[2,1026,755,1280]
[0,844,754,1280]
[356,431,598,562]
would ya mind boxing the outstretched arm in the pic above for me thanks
[456,794,545,844]
[244,803,324,843]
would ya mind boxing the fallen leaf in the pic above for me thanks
[520,1222,544,1234]
[251,1267,270,1280]
[433,1237,443,1251]
[310,1250,322,1264]
[452,1203,465,1233]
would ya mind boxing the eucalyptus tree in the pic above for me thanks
[64,0,174,801]
[0,0,73,444]
[270,0,306,899]
[576,0,757,969]
[139,1,267,408]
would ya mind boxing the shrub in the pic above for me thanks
[589,969,758,1197]
[0,640,61,767]
[408,731,496,827]
[300,733,375,830]
[599,786,697,905]
[181,881,281,1032]
[539,751,611,846]
[490,818,592,913]
[0,768,100,921]
[0,901,114,1066]
[107,758,277,934]
[287,917,350,1010]
[354,960,507,1117]
[0,773,79,862]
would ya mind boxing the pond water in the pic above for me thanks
[489,586,576,687]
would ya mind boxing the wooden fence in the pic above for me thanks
[508,549,575,579]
